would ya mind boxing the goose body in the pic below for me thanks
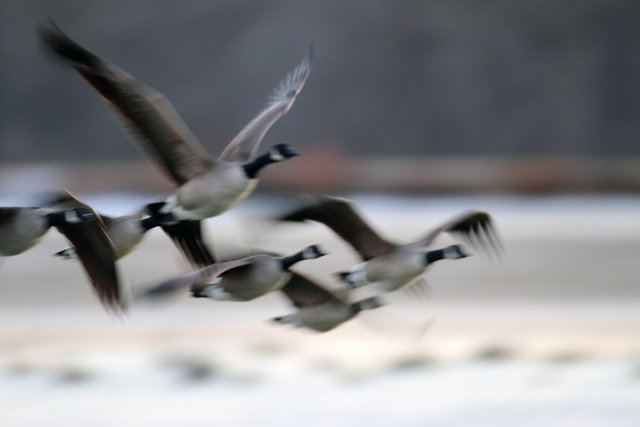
[195,254,292,301]
[278,196,502,293]
[138,245,326,303]
[167,162,259,220]
[344,244,469,292]
[100,214,150,258]
[273,272,384,332]
[345,247,429,291]
[0,208,51,256]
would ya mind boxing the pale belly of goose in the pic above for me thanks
[207,265,291,302]
[362,251,427,293]
[173,164,257,220]
[106,218,146,259]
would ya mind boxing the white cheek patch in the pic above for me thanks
[161,195,178,214]
[302,247,316,259]
[64,210,80,223]
[207,277,222,286]
[270,149,285,162]
[349,263,368,285]
[443,246,458,258]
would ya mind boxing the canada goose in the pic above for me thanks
[273,272,384,332]
[137,245,326,302]
[55,211,215,266]
[39,24,309,254]
[0,191,122,310]
[277,196,503,293]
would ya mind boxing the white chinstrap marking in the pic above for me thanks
[269,148,285,162]
[347,263,368,287]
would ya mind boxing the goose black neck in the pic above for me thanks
[45,211,68,227]
[243,153,276,179]
[140,216,161,231]
[280,251,305,270]
[424,248,445,265]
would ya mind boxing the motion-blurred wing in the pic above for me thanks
[403,277,432,301]
[160,220,216,267]
[218,49,312,163]
[278,196,396,261]
[279,272,342,308]
[50,192,123,312]
[40,23,213,185]
[414,210,503,258]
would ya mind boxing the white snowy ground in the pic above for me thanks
[0,194,639,426]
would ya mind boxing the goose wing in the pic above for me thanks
[278,196,396,261]
[95,213,115,228]
[280,272,343,308]
[160,220,216,267]
[48,191,123,312]
[39,23,213,185]
[413,210,503,258]
[218,49,312,163]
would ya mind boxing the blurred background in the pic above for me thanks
[1,1,639,426]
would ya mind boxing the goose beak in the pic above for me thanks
[282,146,300,158]
[455,245,471,258]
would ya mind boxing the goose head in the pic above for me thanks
[269,144,300,162]
[301,244,327,260]
[64,206,98,223]
[443,244,470,259]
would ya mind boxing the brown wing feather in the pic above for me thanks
[280,272,342,308]
[414,210,504,258]
[56,220,122,311]
[160,220,216,267]
[48,192,123,312]
[39,23,213,185]
[278,196,396,261]
[218,50,312,163]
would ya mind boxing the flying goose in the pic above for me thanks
[39,24,310,256]
[273,272,384,332]
[0,191,122,310]
[137,245,326,303]
[277,196,503,293]
[55,210,215,266]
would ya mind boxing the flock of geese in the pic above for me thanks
[0,23,503,332]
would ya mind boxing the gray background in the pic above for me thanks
[2,0,639,164]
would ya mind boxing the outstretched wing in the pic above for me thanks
[218,49,312,163]
[279,272,343,308]
[48,191,123,312]
[39,23,214,185]
[278,196,396,261]
[413,210,504,258]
